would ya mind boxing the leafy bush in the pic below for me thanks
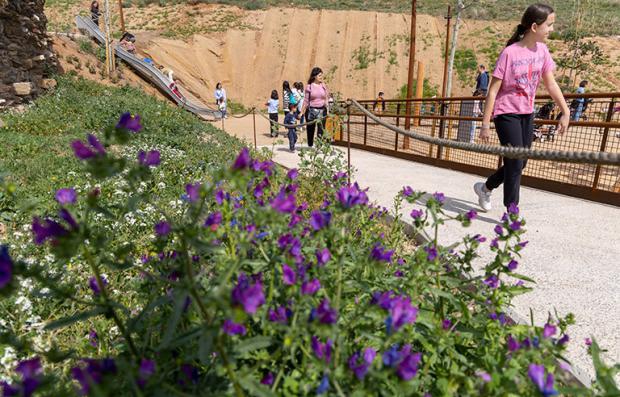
[2,104,619,395]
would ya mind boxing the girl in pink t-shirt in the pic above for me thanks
[473,4,570,212]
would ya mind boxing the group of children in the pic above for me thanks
[265,81,307,151]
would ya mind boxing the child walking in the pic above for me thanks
[474,3,569,211]
[285,103,298,152]
[266,90,279,137]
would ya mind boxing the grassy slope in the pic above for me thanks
[0,74,243,215]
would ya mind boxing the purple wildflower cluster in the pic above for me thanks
[32,217,68,245]
[309,210,331,231]
[382,344,422,380]
[71,358,117,395]
[370,243,394,263]
[348,348,376,380]
[372,291,418,333]
[336,183,368,208]
[222,319,246,336]
[1,357,43,397]
[72,134,106,160]
[268,306,292,324]
[311,336,334,363]
[0,245,13,290]
[309,299,338,324]
[116,112,142,132]
[231,273,265,314]
[315,248,331,266]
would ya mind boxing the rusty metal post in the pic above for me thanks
[396,103,401,127]
[403,0,417,148]
[252,108,257,149]
[414,61,425,127]
[592,98,616,189]
[363,114,368,146]
[347,103,351,185]
[118,0,125,33]
[437,99,447,159]
[441,6,452,98]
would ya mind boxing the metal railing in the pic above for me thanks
[335,93,620,206]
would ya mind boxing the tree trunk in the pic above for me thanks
[445,0,464,98]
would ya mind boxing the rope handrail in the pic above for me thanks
[255,109,329,128]
[228,107,257,119]
[348,99,620,165]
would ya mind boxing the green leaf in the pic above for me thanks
[198,329,217,364]
[235,336,272,355]
[159,292,189,350]
[44,307,107,331]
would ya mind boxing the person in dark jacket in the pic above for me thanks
[90,0,100,26]
[475,64,489,95]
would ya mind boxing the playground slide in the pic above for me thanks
[75,16,222,121]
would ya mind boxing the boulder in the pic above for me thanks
[40,78,56,90]
[13,82,33,96]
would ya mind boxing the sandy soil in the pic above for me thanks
[46,3,620,111]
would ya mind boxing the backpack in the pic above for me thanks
[290,90,298,105]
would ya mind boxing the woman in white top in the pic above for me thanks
[214,82,227,118]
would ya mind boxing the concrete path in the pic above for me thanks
[268,144,620,382]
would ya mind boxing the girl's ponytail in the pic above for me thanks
[506,24,527,47]
[506,4,555,47]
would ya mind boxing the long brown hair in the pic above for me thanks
[506,4,554,47]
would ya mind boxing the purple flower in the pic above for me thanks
[585,338,592,346]
[490,238,499,248]
[382,344,401,367]
[154,221,171,236]
[473,234,487,243]
[510,220,522,231]
[424,246,437,261]
[442,319,452,330]
[137,359,156,387]
[15,358,42,379]
[138,150,161,167]
[89,276,108,296]
[116,112,142,132]
[261,372,275,386]
[348,348,376,380]
[483,275,499,289]
[89,329,98,348]
[557,334,569,346]
[508,203,519,215]
[270,190,297,214]
[72,134,106,160]
[507,259,518,271]
[432,192,445,204]
[232,147,251,170]
[386,295,418,333]
[402,186,414,197]
[316,374,329,395]
[336,183,368,208]
[204,212,223,230]
[410,209,424,219]
[215,189,226,205]
[311,336,333,363]
[32,217,67,245]
[311,299,338,324]
[59,208,78,229]
[309,210,331,230]
[465,210,477,221]
[268,306,292,324]
[518,240,529,248]
[231,273,265,314]
[222,319,246,336]
[528,364,558,397]
[477,370,491,383]
[543,323,557,338]
[370,244,394,263]
[507,335,520,352]
[287,168,298,180]
[494,225,504,235]
[316,248,331,266]
[396,351,422,381]
[0,246,13,290]
[55,188,77,205]
[71,358,117,396]
[301,279,321,295]
[185,183,201,202]
[282,264,296,285]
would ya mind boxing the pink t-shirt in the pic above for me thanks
[492,42,555,116]
[305,83,328,108]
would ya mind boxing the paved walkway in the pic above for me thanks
[268,144,620,382]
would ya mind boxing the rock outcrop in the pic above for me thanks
[0,0,58,107]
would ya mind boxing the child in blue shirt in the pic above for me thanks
[284,103,298,152]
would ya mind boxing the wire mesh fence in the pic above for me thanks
[337,93,620,205]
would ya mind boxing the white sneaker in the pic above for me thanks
[474,182,492,212]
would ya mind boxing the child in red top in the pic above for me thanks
[474,4,569,211]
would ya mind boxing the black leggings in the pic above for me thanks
[269,113,278,136]
[306,107,326,147]
[485,113,534,207]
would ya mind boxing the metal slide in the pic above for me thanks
[75,16,222,120]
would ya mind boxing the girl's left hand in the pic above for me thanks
[557,113,570,135]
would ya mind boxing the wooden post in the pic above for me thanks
[592,98,616,190]
[103,0,115,75]
[403,0,417,149]
[347,104,351,185]
[118,0,125,33]
[252,108,257,149]
[414,61,424,127]
[363,114,368,146]
[441,6,452,98]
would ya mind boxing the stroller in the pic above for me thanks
[533,102,557,142]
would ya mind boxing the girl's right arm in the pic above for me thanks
[479,77,502,143]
